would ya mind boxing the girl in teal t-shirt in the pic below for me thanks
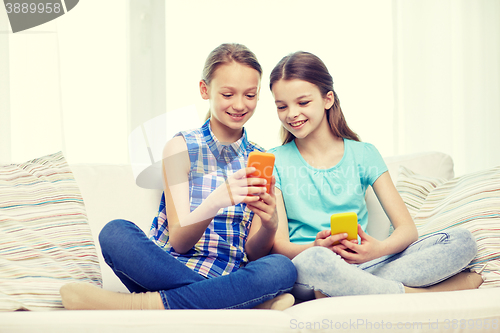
[268,51,483,299]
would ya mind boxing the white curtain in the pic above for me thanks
[394,0,500,176]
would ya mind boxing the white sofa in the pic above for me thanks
[2,151,500,333]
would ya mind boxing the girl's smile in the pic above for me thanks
[226,110,249,121]
[200,61,261,142]
[272,79,333,140]
[289,119,308,129]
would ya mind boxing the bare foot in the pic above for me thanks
[253,293,295,310]
[314,290,328,299]
[404,272,483,293]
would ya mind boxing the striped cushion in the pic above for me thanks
[396,166,447,220]
[0,152,102,311]
[404,166,500,288]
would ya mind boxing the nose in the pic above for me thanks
[287,105,300,120]
[233,96,245,112]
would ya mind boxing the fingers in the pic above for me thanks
[340,237,359,252]
[223,168,270,208]
[315,229,331,240]
[234,167,256,179]
[335,246,358,262]
[246,201,271,220]
[269,176,276,196]
[316,232,348,249]
[329,232,349,244]
[246,196,277,227]
[332,244,349,251]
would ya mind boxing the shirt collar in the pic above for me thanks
[201,119,249,162]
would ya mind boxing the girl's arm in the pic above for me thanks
[374,171,418,254]
[270,189,347,260]
[244,178,277,261]
[163,136,265,254]
[335,172,418,264]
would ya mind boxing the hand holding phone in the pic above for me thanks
[246,151,275,193]
[330,212,358,245]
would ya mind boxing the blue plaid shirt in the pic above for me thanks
[149,119,265,279]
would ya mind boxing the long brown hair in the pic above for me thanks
[202,43,262,121]
[269,51,360,144]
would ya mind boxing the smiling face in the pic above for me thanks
[200,62,261,142]
[272,79,334,141]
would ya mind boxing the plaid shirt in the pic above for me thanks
[149,119,265,279]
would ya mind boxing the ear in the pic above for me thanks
[324,91,335,110]
[200,80,210,100]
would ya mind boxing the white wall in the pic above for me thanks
[164,0,394,155]
[2,0,499,176]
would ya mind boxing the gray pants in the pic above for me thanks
[292,228,477,300]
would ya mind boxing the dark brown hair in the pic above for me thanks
[202,43,262,121]
[269,51,360,144]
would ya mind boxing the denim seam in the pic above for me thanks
[361,232,451,271]
[159,291,171,309]
[110,267,150,291]
[224,286,293,309]
[360,255,396,270]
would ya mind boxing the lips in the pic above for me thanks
[226,111,248,120]
[289,119,307,129]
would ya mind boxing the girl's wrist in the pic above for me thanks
[204,193,224,217]
[260,218,278,233]
[379,237,399,257]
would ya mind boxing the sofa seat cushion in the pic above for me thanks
[284,288,500,332]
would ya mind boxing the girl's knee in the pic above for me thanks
[254,254,297,289]
[292,246,340,270]
[453,228,477,259]
[99,219,133,252]
[268,254,297,284]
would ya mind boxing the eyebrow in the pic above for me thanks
[220,86,259,91]
[275,94,312,103]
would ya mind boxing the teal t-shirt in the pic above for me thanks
[268,138,387,245]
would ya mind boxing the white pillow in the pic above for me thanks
[0,152,102,311]
[401,166,500,288]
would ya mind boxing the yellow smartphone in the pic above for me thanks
[330,212,358,245]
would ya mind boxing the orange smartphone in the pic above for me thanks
[330,212,358,245]
[246,151,275,193]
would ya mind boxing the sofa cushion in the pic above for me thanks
[365,151,454,240]
[402,166,500,288]
[0,152,102,311]
[395,166,447,220]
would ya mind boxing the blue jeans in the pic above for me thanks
[291,228,477,300]
[99,219,296,309]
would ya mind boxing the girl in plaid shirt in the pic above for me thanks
[60,44,296,310]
